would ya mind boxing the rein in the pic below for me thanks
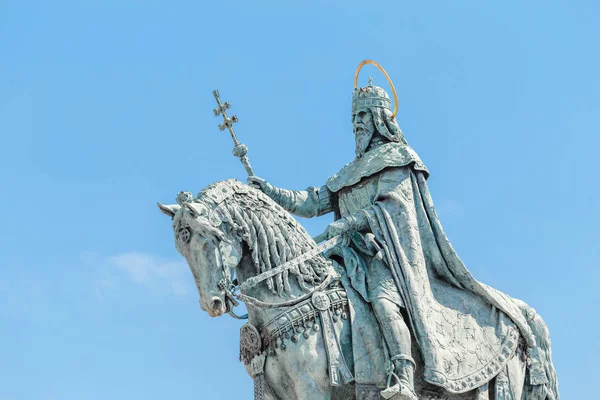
[236,273,336,309]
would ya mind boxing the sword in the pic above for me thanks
[212,89,255,177]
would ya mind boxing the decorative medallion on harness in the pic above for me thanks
[312,291,332,311]
[240,323,262,365]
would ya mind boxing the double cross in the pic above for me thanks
[212,89,255,177]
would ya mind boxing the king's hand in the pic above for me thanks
[323,212,371,240]
[324,219,351,240]
[247,176,274,196]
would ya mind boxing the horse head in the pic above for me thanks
[158,182,244,317]
[158,179,330,319]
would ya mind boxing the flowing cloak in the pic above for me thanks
[320,142,556,395]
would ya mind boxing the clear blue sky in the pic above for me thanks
[1,1,598,399]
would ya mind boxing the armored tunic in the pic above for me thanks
[335,168,406,307]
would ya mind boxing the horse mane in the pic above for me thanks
[201,180,329,296]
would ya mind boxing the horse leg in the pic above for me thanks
[259,316,355,400]
[264,361,332,400]
[475,382,490,399]
[489,348,527,400]
[507,349,527,399]
[260,335,333,400]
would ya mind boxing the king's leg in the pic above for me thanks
[372,299,416,400]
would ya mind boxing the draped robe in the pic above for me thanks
[297,142,554,395]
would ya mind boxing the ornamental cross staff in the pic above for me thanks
[212,89,255,177]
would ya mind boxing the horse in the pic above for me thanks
[158,179,557,400]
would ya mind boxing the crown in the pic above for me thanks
[352,84,392,114]
[353,60,398,118]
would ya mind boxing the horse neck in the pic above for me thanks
[225,198,327,327]
[235,251,315,328]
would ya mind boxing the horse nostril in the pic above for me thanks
[210,297,224,314]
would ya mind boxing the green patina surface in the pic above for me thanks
[158,76,559,400]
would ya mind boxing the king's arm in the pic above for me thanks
[324,167,413,239]
[247,176,334,218]
[324,208,372,239]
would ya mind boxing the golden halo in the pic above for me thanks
[354,60,398,119]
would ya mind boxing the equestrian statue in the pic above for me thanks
[157,61,559,400]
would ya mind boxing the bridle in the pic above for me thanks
[214,243,249,320]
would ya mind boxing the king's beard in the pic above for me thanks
[354,128,374,158]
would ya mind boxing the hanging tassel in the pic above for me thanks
[251,353,267,400]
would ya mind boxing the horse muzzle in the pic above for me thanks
[208,296,226,317]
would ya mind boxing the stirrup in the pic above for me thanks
[380,372,417,400]
[381,354,416,400]
[381,370,400,399]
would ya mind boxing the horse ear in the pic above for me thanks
[183,202,201,217]
[184,202,222,226]
[157,203,180,218]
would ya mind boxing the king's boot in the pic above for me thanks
[381,355,417,400]
[372,299,417,400]
[393,356,417,400]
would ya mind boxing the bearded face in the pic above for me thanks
[352,106,408,158]
[353,109,376,158]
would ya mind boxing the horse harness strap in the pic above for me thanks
[240,286,354,391]
[236,273,335,309]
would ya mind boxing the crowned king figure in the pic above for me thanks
[248,60,556,399]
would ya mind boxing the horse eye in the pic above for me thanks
[179,227,191,244]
